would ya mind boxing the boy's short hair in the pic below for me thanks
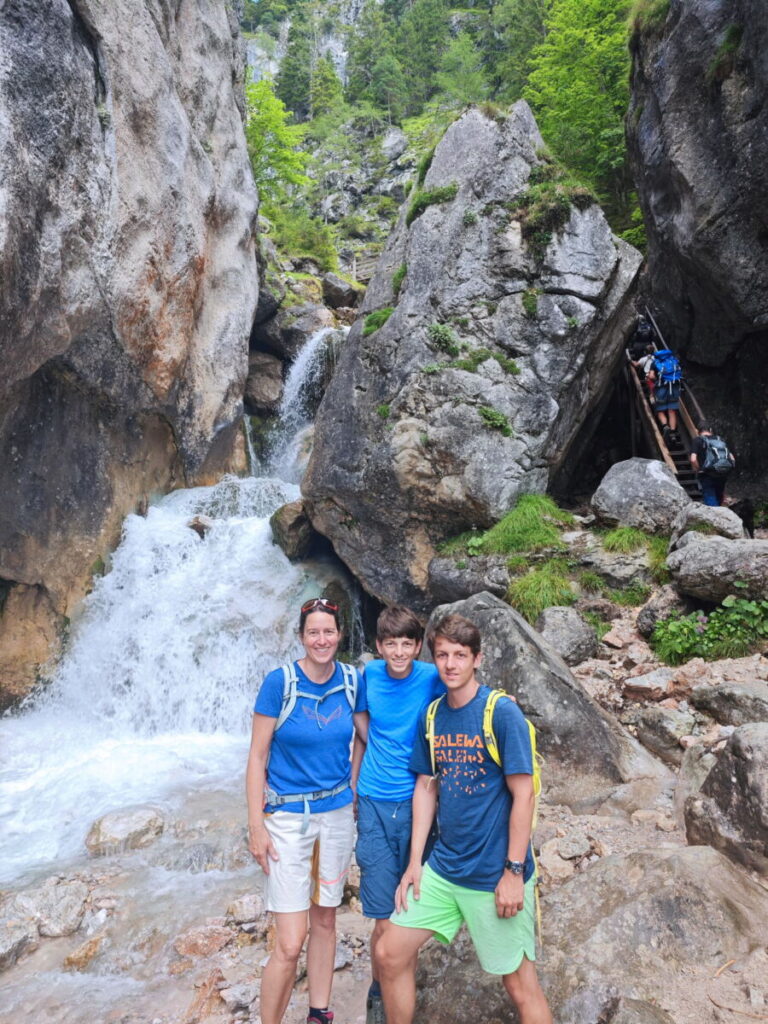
[376,605,424,643]
[427,613,482,656]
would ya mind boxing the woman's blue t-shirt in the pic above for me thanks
[255,661,365,814]
[357,659,444,802]
[409,684,535,891]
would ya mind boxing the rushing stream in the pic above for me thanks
[0,329,349,889]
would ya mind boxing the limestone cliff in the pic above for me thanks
[0,0,258,703]
[627,0,768,478]
[303,103,642,611]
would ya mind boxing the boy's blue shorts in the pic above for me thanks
[355,795,413,919]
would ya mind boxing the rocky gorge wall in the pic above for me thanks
[303,103,642,611]
[0,0,259,704]
[627,0,768,481]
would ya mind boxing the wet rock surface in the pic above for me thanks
[270,500,317,561]
[303,103,641,609]
[85,805,165,856]
[0,0,258,703]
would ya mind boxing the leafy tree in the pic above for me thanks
[524,0,633,215]
[489,0,548,100]
[245,78,310,203]
[310,55,343,118]
[275,18,312,119]
[435,31,488,105]
[369,52,409,122]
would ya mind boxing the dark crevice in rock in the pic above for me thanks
[65,0,107,105]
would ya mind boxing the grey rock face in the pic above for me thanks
[0,0,258,701]
[0,909,39,972]
[669,504,746,549]
[667,536,768,602]
[591,459,691,533]
[303,104,641,609]
[685,722,768,874]
[627,3,768,479]
[256,304,336,361]
[85,805,165,856]
[427,556,510,604]
[673,743,717,825]
[578,544,651,589]
[380,127,408,163]
[691,680,768,726]
[629,706,695,767]
[535,606,598,666]
[245,352,284,416]
[425,593,669,804]
[321,272,364,309]
[415,847,768,1022]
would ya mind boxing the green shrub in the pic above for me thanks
[422,362,444,375]
[579,570,604,594]
[264,203,338,272]
[375,195,400,219]
[508,175,595,263]
[522,288,539,319]
[507,560,575,623]
[476,495,572,555]
[417,146,436,186]
[648,535,671,584]
[438,530,479,556]
[392,262,407,297]
[652,595,768,666]
[583,610,612,641]
[406,184,459,227]
[628,0,670,37]
[377,403,391,419]
[337,212,377,240]
[428,322,460,356]
[448,348,520,375]
[608,583,651,607]
[566,316,579,329]
[479,406,512,437]
[363,307,394,337]
[603,527,647,553]
[706,24,744,83]
[462,209,478,227]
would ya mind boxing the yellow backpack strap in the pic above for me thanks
[482,688,506,766]
[425,695,444,776]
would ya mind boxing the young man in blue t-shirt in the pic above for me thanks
[352,606,444,1024]
[376,613,552,1024]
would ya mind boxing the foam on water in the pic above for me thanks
[0,332,346,885]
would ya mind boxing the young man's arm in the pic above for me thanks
[495,773,535,918]
[395,774,437,912]
[350,710,369,816]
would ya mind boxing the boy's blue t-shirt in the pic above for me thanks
[357,659,444,802]
[409,683,535,891]
[255,661,365,814]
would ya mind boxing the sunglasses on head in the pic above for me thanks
[301,597,340,614]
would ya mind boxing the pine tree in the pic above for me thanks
[275,18,312,120]
[396,0,451,112]
[436,32,488,106]
[310,55,343,118]
[489,0,548,100]
[369,53,409,123]
[346,2,396,103]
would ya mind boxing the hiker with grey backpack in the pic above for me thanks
[246,597,366,1024]
[690,423,735,506]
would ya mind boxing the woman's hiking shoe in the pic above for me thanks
[366,994,386,1024]
[307,1011,334,1024]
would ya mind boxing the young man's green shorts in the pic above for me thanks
[390,863,536,976]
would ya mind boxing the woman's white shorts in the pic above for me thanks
[263,803,355,913]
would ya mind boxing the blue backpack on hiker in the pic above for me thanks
[653,349,682,385]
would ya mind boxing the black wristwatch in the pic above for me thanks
[504,859,525,875]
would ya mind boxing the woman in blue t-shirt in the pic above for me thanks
[246,598,366,1024]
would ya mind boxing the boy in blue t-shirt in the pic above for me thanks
[377,613,552,1024]
[352,606,444,1024]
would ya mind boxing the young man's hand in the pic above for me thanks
[395,861,422,912]
[495,870,524,918]
[248,823,279,874]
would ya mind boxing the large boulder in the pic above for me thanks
[85,805,165,856]
[303,103,642,610]
[591,459,690,533]
[13,877,89,938]
[535,606,598,666]
[254,304,336,362]
[415,846,768,1023]
[627,1,768,480]
[269,500,317,560]
[244,352,284,417]
[0,0,258,704]
[666,535,768,602]
[424,593,670,805]
[685,722,768,874]
[321,272,364,309]
[669,503,747,549]
[427,556,510,604]
[690,678,768,726]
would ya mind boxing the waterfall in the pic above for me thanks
[0,329,352,886]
